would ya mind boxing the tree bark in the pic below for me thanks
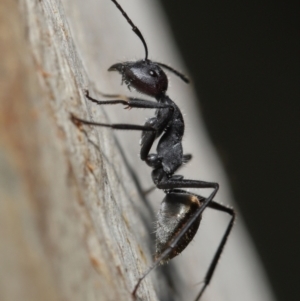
[0,1,275,301]
[0,0,157,300]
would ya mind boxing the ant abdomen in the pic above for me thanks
[109,60,168,97]
[156,192,202,263]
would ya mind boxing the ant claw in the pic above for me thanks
[70,113,82,127]
[84,89,89,98]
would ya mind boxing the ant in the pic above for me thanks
[72,0,236,300]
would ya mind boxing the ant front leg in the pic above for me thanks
[84,89,128,106]
[86,89,125,99]
[85,89,173,110]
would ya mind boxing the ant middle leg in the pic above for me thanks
[71,113,156,132]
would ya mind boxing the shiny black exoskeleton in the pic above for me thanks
[72,1,236,301]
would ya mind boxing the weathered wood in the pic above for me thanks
[0,0,158,300]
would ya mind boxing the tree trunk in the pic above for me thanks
[0,1,275,301]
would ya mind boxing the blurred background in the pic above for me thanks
[158,1,299,301]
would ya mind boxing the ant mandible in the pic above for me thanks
[72,0,236,300]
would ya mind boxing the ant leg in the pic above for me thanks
[84,88,125,99]
[85,89,173,110]
[157,177,218,190]
[85,89,128,106]
[89,91,125,99]
[71,114,155,132]
[193,200,236,301]
[132,182,219,298]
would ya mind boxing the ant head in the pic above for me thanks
[109,60,168,98]
[108,0,189,98]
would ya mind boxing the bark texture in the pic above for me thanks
[0,1,158,301]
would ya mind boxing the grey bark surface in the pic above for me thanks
[0,1,158,301]
[0,1,275,301]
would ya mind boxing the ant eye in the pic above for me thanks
[149,70,158,77]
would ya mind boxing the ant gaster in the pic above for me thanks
[72,1,236,300]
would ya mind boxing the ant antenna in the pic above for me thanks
[111,0,189,84]
[111,0,149,60]
[158,62,190,83]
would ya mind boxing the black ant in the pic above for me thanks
[72,0,236,300]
